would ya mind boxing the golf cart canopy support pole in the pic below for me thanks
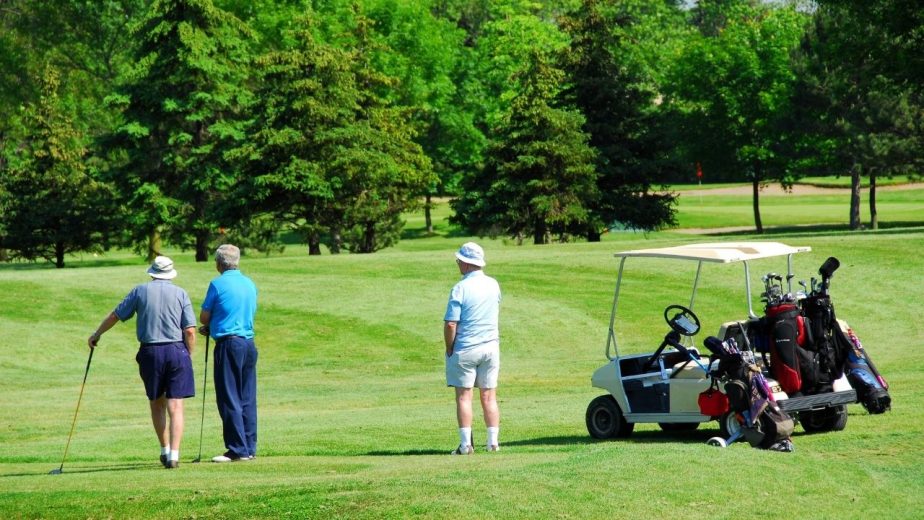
[605,242,811,358]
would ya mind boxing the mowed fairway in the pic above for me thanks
[2,187,924,519]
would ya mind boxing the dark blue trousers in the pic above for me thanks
[213,336,258,458]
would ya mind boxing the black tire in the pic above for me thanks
[719,411,743,439]
[658,422,700,432]
[800,405,848,433]
[586,395,634,439]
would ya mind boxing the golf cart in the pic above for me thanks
[586,242,889,446]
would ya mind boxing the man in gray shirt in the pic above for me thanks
[88,256,197,469]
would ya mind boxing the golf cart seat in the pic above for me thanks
[663,348,711,379]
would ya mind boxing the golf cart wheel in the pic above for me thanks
[800,405,848,433]
[719,411,743,439]
[658,422,700,432]
[586,395,633,439]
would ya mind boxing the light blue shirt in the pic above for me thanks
[114,280,195,344]
[202,270,258,339]
[444,270,501,351]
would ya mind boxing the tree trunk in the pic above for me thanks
[425,193,434,234]
[328,226,341,255]
[869,173,878,230]
[308,232,322,256]
[751,179,763,234]
[362,222,376,253]
[195,230,209,262]
[849,168,862,230]
[533,221,549,245]
[147,228,161,262]
[55,241,65,268]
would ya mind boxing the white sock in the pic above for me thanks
[458,427,472,448]
[161,446,169,456]
[487,426,499,447]
[169,449,179,462]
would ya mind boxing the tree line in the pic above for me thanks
[1,0,921,267]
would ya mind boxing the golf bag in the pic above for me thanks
[765,303,809,394]
[703,336,794,451]
[841,328,891,414]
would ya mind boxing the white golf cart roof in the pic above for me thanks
[605,242,811,360]
[614,242,811,263]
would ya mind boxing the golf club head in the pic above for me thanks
[192,457,201,463]
[49,468,63,475]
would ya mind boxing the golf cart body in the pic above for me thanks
[586,242,867,441]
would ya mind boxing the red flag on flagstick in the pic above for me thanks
[696,162,703,180]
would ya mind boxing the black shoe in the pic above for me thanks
[160,454,168,467]
[166,460,179,469]
[211,450,243,463]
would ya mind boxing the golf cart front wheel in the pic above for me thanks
[586,395,633,439]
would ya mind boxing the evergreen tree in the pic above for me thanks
[452,50,598,245]
[106,0,253,261]
[560,0,677,239]
[0,66,113,267]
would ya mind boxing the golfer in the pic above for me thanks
[199,244,259,463]
[88,256,197,469]
[444,242,502,454]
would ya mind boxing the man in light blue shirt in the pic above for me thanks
[444,242,502,454]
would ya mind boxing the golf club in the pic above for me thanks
[50,347,95,475]
[192,335,210,463]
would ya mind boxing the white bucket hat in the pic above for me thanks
[147,256,178,280]
[455,242,486,267]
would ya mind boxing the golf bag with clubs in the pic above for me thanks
[704,337,794,451]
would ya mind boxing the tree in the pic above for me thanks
[0,66,113,267]
[237,6,433,255]
[560,0,678,239]
[665,1,807,233]
[452,49,599,245]
[106,0,253,261]
[793,2,924,230]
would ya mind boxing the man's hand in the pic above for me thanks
[88,332,100,349]
[198,325,210,336]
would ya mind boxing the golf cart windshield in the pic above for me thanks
[604,242,811,360]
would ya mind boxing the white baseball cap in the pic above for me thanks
[455,242,486,267]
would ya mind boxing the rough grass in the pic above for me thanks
[2,186,924,519]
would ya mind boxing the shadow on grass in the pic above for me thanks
[2,462,152,478]
[701,222,924,238]
[364,449,449,456]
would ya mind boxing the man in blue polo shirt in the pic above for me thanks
[88,256,197,469]
[199,244,259,463]
[444,242,502,454]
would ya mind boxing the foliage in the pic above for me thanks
[559,0,679,238]
[452,49,598,244]
[0,66,113,267]
[105,0,254,261]
[664,0,809,233]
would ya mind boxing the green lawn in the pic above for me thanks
[2,191,924,518]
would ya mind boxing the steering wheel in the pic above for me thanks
[664,304,701,337]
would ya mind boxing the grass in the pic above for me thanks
[2,185,924,518]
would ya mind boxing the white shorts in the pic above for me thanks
[446,341,500,389]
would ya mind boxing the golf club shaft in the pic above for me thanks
[195,336,210,461]
[56,347,95,472]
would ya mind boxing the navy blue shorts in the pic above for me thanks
[136,342,196,400]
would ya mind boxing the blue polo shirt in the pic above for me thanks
[114,280,196,344]
[201,269,258,339]
[444,270,501,351]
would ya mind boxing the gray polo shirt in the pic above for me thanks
[114,280,196,344]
